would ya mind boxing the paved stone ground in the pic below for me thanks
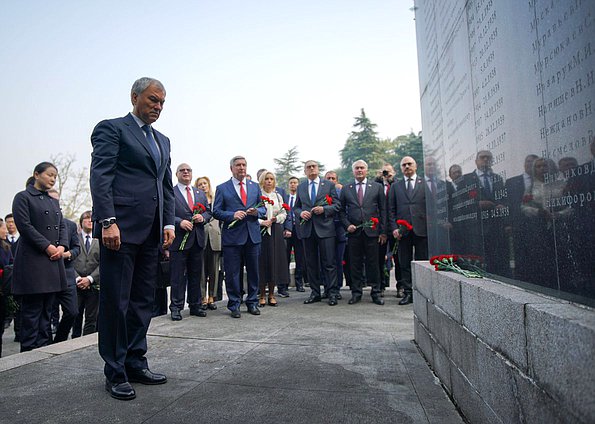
[0,287,464,424]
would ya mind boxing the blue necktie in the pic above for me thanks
[85,235,91,253]
[142,125,161,165]
[289,196,295,224]
[310,181,316,204]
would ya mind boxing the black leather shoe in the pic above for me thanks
[321,293,329,299]
[348,296,361,305]
[247,305,261,315]
[105,380,136,400]
[328,297,338,306]
[207,302,217,310]
[127,368,167,385]
[304,296,321,304]
[296,286,305,292]
[231,310,241,318]
[399,294,413,305]
[336,293,342,300]
[277,290,289,298]
[372,297,385,305]
[189,306,207,317]
[171,310,182,321]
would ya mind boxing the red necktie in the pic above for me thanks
[186,186,194,209]
[239,181,247,206]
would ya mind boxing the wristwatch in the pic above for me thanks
[101,218,117,229]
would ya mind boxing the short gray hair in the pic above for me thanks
[131,77,166,96]
[230,155,246,166]
[351,159,368,171]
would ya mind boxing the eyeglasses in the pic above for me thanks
[178,168,192,173]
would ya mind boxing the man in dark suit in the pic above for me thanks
[293,160,341,305]
[90,77,175,400]
[283,176,306,293]
[340,160,387,305]
[324,171,346,298]
[212,155,265,318]
[169,163,211,321]
[389,156,427,305]
[72,210,100,337]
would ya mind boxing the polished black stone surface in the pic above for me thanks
[414,0,595,305]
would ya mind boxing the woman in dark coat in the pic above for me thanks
[11,162,67,352]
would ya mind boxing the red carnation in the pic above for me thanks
[325,194,333,205]
[469,189,478,199]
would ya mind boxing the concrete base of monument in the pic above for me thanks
[0,287,464,424]
[413,261,595,424]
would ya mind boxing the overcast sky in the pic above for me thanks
[0,0,421,216]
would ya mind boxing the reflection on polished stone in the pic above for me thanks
[415,0,595,305]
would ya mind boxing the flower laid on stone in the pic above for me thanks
[430,255,484,278]
[392,219,413,255]
[179,202,207,250]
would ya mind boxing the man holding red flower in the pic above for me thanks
[169,163,212,321]
[339,160,387,305]
[294,160,341,305]
[389,156,428,305]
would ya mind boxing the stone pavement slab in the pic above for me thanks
[0,288,463,424]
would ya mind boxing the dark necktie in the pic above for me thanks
[289,196,295,225]
[357,182,364,206]
[85,235,91,253]
[142,124,161,165]
[483,173,491,194]
[186,186,194,209]
[239,181,247,206]
[310,181,316,204]
[9,236,15,244]
[407,178,413,196]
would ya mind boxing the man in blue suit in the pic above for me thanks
[90,77,175,400]
[213,156,265,318]
[169,163,212,321]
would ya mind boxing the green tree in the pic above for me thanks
[338,109,393,183]
[274,146,302,189]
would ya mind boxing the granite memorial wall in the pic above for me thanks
[414,0,594,306]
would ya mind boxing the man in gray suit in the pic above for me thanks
[340,160,387,305]
[389,156,427,305]
[72,210,100,337]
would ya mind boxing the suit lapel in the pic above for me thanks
[175,188,192,211]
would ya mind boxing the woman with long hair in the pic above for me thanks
[195,176,222,309]
[11,162,67,352]
[257,171,289,307]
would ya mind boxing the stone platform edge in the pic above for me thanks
[412,261,595,424]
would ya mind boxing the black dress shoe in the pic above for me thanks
[277,290,289,298]
[399,294,413,305]
[189,306,207,317]
[105,380,136,400]
[348,296,361,305]
[336,293,342,300]
[328,297,338,306]
[127,368,167,385]
[321,293,329,299]
[231,310,241,318]
[247,305,261,315]
[296,286,305,292]
[171,310,182,321]
[304,296,321,304]
[372,297,385,305]
[207,302,217,310]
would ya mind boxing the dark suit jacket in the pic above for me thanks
[63,219,81,286]
[389,176,427,237]
[171,186,212,251]
[11,185,67,295]
[90,113,175,243]
[293,178,340,239]
[73,232,100,286]
[212,178,266,247]
[339,180,387,237]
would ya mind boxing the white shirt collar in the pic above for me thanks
[355,178,367,185]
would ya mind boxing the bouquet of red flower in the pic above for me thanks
[179,203,207,250]
[229,196,274,229]
[261,202,291,235]
[300,194,333,225]
[430,255,483,278]
[346,217,379,235]
[391,219,413,255]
